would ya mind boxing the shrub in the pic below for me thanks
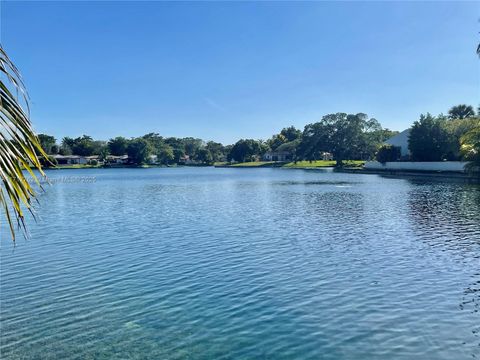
[376,145,401,163]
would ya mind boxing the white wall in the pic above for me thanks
[364,161,468,172]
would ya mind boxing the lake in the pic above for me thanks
[1,167,479,359]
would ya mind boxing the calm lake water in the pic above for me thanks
[1,168,479,359]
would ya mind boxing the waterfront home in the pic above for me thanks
[319,152,334,161]
[263,150,293,162]
[385,129,411,158]
[106,155,129,165]
[53,154,88,165]
[179,155,202,165]
[148,154,158,164]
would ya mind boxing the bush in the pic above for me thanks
[376,145,401,163]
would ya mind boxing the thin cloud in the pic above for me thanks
[204,97,227,112]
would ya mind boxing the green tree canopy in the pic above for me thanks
[108,136,129,156]
[297,113,383,165]
[228,139,266,162]
[448,104,475,120]
[37,134,57,155]
[127,138,151,165]
[408,114,453,161]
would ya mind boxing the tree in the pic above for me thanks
[0,45,46,240]
[444,117,480,160]
[60,137,74,155]
[448,104,475,120]
[460,125,480,174]
[127,138,151,165]
[297,113,380,166]
[37,134,57,154]
[280,126,302,142]
[182,137,204,157]
[206,141,226,163]
[408,114,453,161]
[98,147,109,162]
[71,135,95,156]
[267,134,287,151]
[228,139,265,162]
[194,148,213,164]
[108,136,128,156]
[164,137,186,163]
[156,143,175,165]
[376,145,401,163]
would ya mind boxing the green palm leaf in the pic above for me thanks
[0,45,47,241]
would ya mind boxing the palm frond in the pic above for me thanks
[0,45,46,241]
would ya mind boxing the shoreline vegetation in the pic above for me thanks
[36,105,479,177]
[34,104,478,178]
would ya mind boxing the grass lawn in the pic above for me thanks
[229,161,276,167]
[218,160,365,168]
[283,160,365,168]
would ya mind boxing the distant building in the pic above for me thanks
[53,155,88,165]
[106,155,129,165]
[263,151,292,162]
[179,155,201,165]
[320,152,334,161]
[385,129,411,157]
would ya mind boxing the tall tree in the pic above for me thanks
[408,114,453,161]
[280,126,302,142]
[108,136,128,156]
[448,104,475,120]
[460,125,480,174]
[228,139,265,162]
[127,138,151,165]
[298,113,380,165]
[37,134,57,154]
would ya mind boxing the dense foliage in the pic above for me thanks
[37,104,479,169]
[296,113,395,166]
[408,113,480,162]
[376,145,401,163]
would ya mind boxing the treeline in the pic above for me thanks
[38,134,230,165]
[38,104,479,168]
[377,104,480,168]
[38,112,396,166]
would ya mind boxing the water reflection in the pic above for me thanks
[2,168,480,359]
[406,180,480,354]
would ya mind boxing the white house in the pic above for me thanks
[53,155,88,165]
[385,129,411,157]
[106,155,129,165]
[263,151,292,162]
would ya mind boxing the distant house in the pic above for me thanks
[263,151,292,162]
[106,155,129,165]
[53,155,88,165]
[319,152,334,161]
[179,155,201,165]
[148,154,158,164]
[385,129,411,157]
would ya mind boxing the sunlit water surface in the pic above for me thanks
[1,168,479,359]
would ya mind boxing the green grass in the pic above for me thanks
[282,160,336,168]
[229,161,276,167]
[283,160,365,168]
[218,160,365,168]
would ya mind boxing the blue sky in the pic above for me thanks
[1,1,479,144]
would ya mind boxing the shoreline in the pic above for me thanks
[42,163,480,182]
